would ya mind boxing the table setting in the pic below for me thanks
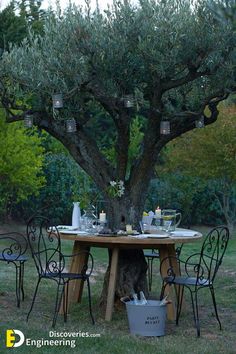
[57,203,199,240]
[129,228,199,239]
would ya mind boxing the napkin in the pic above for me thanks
[129,234,148,239]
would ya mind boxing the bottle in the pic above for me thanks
[72,202,81,229]
[139,291,148,305]
[133,293,139,305]
[160,294,170,306]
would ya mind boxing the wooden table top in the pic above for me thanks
[59,229,202,249]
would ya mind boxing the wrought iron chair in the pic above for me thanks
[26,215,95,327]
[144,244,183,291]
[160,226,229,336]
[0,232,28,307]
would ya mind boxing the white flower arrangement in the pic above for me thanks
[108,180,125,198]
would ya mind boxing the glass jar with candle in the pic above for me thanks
[99,211,106,224]
[153,206,162,229]
[52,93,63,108]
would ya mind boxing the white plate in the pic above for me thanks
[147,234,170,239]
[57,225,79,231]
[170,230,198,237]
[59,230,89,235]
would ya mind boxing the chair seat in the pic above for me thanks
[0,254,28,262]
[44,272,88,280]
[164,275,211,287]
[144,251,159,258]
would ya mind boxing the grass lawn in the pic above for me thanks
[0,224,235,353]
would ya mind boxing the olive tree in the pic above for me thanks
[0,0,235,302]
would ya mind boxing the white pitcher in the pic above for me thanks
[72,202,81,229]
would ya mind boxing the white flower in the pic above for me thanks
[110,180,117,187]
[108,180,125,198]
[118,186,125,196]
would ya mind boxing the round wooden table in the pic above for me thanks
[59,229,202,321]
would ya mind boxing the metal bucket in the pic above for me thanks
[123,299,167,337]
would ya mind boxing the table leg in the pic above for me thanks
[159,244,178,321]
[105,247,119,321]
[59,241,89,315]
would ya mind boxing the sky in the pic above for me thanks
[0,0,117,11]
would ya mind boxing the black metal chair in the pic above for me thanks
[26,215,95,327]
[0,232,28,307]
[144,244,183,291]
[160,226,229,336]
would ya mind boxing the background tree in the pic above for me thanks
[13,150,99,224]
[0,0,236,301]
[0,109,45,219]
[0,0,45,52]
[159,103,236,232]
[146,173,207,225]
[0,1,27,50]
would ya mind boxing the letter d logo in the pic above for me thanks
[6,329,25,348]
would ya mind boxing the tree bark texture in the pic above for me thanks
[99,189,150,307]
[99,249,148,310]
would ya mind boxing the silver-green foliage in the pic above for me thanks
[1,0,235,115]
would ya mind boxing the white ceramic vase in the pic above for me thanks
[72,202,81,229]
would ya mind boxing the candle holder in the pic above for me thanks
[195,116,205,128]
[125,224,133,234]
[153,215,162,230]
[52,93,63,109]
[66,118,77,133]
[123,94,135,108]
[160,121,170,135]
[24,114,34,128]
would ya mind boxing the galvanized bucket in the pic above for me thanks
[123,299,167,337]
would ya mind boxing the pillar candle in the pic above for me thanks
[126,224,133,233]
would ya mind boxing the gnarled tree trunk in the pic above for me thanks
[99,188,150,309]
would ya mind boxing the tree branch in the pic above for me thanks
[162,68,210,92]
[128,108,162,192]
[86,80,133,179]
[128,89,226,193]
[4,108,116,190]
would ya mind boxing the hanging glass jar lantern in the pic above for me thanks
[123,94,134,108]
[195,116,205,128]
[24,114,34,128]
[52,93,63,108]
[66,118,77,133]
[160,121,170,135]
